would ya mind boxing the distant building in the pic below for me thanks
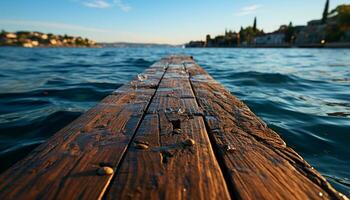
[205,35,213,47]
[19,39,34,48]
[295,19,327,45]
[41,34,48,40]
[49,39,57,45]
[254,33,285,45]
[307,19,322,26]
[31,41,39,46]
[185,41,205,48]
[293,26,307,32]
[203,30,239,47]
[345,30,350,41]
[5,33,17,39]
[213,36,226,46]
[22,43,33,48]
[33,32,39,36]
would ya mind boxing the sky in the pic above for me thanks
[0,0,349,44]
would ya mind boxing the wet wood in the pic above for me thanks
[0,55,347,200]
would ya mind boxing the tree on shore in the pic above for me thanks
[253,17,257,31]
[285,22,295,44]
[332,4,350,26]
[326,4,350,42]
[322,0,330,24]
[239,27,245,43]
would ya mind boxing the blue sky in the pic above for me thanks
[0,0,349,44]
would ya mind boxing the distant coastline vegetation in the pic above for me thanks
[186,2,350,48]
[99,42,181,48]
[0,31,99,48]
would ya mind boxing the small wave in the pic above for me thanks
[324,101,350,107]
[0,140,44,156]
[45,78,68,85]
[329,63,349,67]
[78,82,122,90]
[230,71,298,85]
[40,88,110,101]
[324,175,350,189]
[25,57,42,62]
[327,112,350,117]
[0,140,43,172]
[4,98,50,107]
[42,62,96,69]
[0,87,109,102]
[332,78,350,83]
[0,110,81,144]
[70,53,88,57]
[285,54,315,58]
[124,58,153,66]
[99,51,116,57]
[0,110,81,171]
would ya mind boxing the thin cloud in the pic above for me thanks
[80,0,131,12]
[235,4,262,16]
[83,0,111,8]
[114,0,131,12]
[0,19,110,33]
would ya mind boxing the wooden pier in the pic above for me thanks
[0,56,347,200]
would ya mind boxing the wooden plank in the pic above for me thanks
[0,59,169,200]
[106,57,230,200]
[185,59,347,200]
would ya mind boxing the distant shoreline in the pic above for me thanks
[185,42,350,49]
[1,44,350,49]
[0,31,99,48]
[0,45,101,48]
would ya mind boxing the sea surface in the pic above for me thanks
[0,47,349,195]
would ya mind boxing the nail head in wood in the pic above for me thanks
[97,166,114,176]
[183,138,195,147]
[135,143,149,150]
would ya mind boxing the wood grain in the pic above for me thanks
[185,59,347,200]
[106,57,230,200]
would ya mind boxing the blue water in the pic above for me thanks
[0,47,349,195]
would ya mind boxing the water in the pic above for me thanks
[0,47,349,195]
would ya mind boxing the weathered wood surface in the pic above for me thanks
[0,56,347,200]
[106,58,230,200]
